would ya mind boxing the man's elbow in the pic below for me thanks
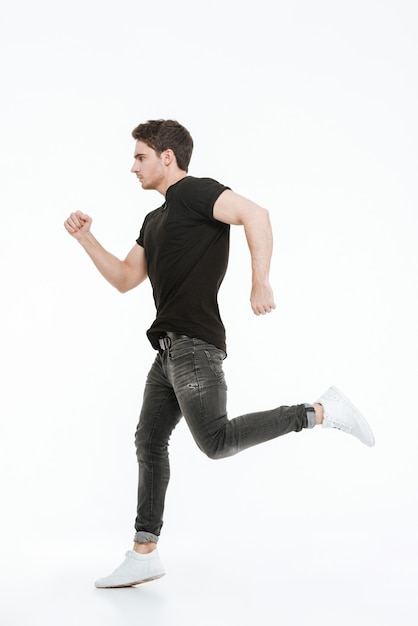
[238,205,270,227]
[248,206,270,226]
[116,279,137,294]
[115,270,147,293]
[116,283,130,294]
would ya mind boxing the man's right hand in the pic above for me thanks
[64,211,92,240]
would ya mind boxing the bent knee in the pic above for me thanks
[200,441,238,460]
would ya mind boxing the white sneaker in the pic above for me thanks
[317,386,375,447]
[94,549,165,588]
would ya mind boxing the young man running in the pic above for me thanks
[64,119,375,588]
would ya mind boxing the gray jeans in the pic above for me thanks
[134,337,313,543]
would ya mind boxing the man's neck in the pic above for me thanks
[157,171,188,196]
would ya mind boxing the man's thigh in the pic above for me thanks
[167,339,228,449]
[135,355,183,448]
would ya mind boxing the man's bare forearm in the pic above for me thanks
[243,207,276,315]
[77,231,130,291]
[243,207,273,285]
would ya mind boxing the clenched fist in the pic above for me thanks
[64,211,92,240]
[250,282,276,315]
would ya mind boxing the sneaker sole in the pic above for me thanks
[331,386,375,447]
[95,573,166,589]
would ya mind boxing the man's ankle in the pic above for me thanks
[313,402,324,425]
[133,541,157,554]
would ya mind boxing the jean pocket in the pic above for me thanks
[203,348,227,385]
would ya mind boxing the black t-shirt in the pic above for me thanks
[136,176,231,352]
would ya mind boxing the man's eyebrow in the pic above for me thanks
[134,152,146,159]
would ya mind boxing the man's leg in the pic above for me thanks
[165,338,313,459]
[133,354,183,547]
[167,338,372,459]
[95,354,182,588]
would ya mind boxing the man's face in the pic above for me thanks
[131,140,165,190]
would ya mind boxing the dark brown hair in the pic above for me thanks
[131,119,193,172]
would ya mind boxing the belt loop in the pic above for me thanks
[158,335,172,351]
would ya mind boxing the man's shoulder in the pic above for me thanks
[175,176,230,200]
[181,175,223,187]
[170,177,231,222]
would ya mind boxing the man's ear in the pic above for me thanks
[163,148,175,166]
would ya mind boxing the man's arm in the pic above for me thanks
[64,210,147,293]
[213,190,276,315]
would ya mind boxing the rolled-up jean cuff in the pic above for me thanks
[134,531,159,543]
[304,403,316,429]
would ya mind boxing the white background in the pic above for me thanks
[1,1,417,624]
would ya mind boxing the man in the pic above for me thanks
[64,119,375,589]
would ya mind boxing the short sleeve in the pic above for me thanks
[136,221,145,247]
[179,178,230,221]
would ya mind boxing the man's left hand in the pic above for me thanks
[250,283,276,316]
